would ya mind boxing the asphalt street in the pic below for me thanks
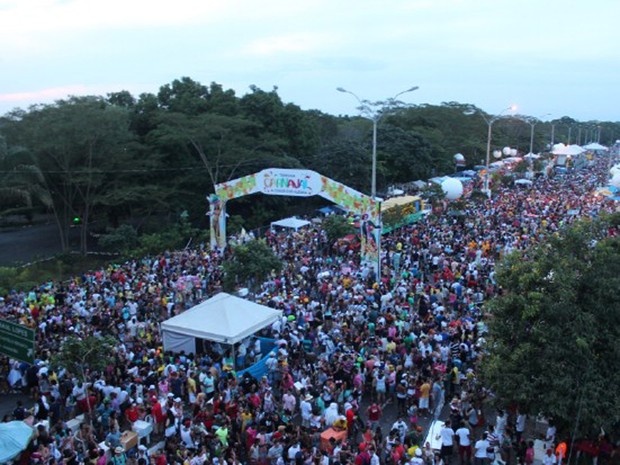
[0,222,63,267]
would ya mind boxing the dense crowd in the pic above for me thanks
[1,158,618,465]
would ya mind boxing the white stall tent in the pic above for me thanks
[270,217,311,231]
[0,421,34,463]
[161,293,282,354]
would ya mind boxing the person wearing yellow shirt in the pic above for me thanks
[187,375,197,403]
[418,379,431,417]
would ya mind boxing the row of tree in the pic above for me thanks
[1,77,619,254]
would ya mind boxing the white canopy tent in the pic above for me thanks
[583,142,608,151]
[161,293,283,354]
[270,217,311,231]
[552,143,585,155]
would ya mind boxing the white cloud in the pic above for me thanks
[0,0,619,120]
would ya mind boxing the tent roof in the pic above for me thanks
[270,217,311,230]
[583,142,608,151]
[552,144,584,155]
[160,293,282,344]
[0,421,34,463]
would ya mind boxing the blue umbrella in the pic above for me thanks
[0,421,34,463]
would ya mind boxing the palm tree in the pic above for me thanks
[0,136,52,221]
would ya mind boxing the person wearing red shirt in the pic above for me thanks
[151,397,164,435]
[125,403,140,423]
[354,445,371,465]
[346,404,356,432]
[367,402,382,429]
[153,449,167,465]
[391,439,405,463]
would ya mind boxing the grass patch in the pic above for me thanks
[0,254,118,295]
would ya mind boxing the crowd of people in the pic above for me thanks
[1,157,618,465]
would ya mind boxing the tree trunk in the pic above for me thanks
[51,203,68,252]
[80,208,89,255]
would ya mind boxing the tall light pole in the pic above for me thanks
[480,105,516,197]
[515,113,551,178]
[336,86,419,199]
[337,85,419,279]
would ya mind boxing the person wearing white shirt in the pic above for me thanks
[438,420,455,465]
[300,394,313,428]
[369,448,380,465]
[411,448,425,465]
[180,423,196,449]
[287,442,301,461]
[542,449,557,465]
[474,433,490,465]
[455,422,472,465]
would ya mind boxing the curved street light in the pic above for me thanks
[511,113,551,177]
[337,85,419,280]
[337,86,420,199]
[479,105,517,197]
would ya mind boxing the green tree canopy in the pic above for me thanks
[2,97,137,253]
[51,335,117,380]
[481,215,620,436]
[222,239,282,292]
[322,214,355,245]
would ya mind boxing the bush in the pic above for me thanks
[469,189,488,202]
[99,224,139,254]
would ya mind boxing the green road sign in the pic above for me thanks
[0,319,35,364]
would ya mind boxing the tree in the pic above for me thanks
[376,124,436,186]
[51,335,116,418]
[481,215,620,438]
[322,214,355,245]
[0,135,52,218]
[307,138,371,193]
[151,111,279,191]
[419,182,445,206]
[3,97,136,254]
[51,335,116,379]
[222,239,282,292]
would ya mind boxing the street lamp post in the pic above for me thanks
[336,86,419,199]
[337,85,419,279]
[516,113,551,178]
[481,105,516,197]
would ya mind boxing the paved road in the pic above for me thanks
[0,392,33,421]
[0,222,64,267]
[0,218,91,267]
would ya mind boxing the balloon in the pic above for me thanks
[441,178,464,200]
[493,150,502,159]
[502,146,512,156]
[510,148,518,156]
[453,153,465,162]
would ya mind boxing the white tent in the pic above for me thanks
[552,143,584,155]
[0,421,34,463]
[583,142,608,151]
[161,293,283,354]
[270,217,311,231]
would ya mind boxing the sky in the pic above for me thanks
[1,0,619,122]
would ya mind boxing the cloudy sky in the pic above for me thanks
[1,0,618,122]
